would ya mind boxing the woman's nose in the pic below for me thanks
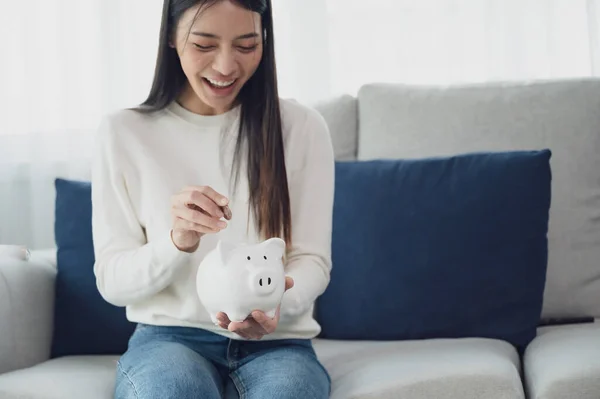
[212,50,236,76]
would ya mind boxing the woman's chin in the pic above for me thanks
[197,87,240,114]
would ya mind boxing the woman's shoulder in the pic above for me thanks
[95,106,170,147]
[100,107,166,133]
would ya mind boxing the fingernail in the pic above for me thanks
[220,198,228,205]
[218,221,227,228]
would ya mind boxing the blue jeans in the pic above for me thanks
[114,324,331,399]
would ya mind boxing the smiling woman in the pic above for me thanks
[90,0,334,398]
[137,0,291,247]
[166,1,265,115]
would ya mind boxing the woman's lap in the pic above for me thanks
[231,343,330,399]
[115,339,224,399]
[115,324,330,399]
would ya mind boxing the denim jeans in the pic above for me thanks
[114,323,331,399]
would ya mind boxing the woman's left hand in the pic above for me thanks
[216,277,294,340]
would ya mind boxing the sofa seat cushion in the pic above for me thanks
[0,338,524,399]
[312,337,525,399]
[524,321,600,399]
[0,356,118,399]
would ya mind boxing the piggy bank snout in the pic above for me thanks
[249,269,279,296]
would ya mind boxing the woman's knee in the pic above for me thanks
[234,347,331,399]
[114,340,222,399]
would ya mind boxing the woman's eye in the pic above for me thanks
[194,44,215,51]
[237,45,258,53]
[192,43,257,53]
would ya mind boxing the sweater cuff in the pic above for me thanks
[280,285,308,318]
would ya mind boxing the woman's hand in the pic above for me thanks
[170,185,232,252]
[216,277,295,340]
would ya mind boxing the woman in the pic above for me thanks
[91,0,334,398]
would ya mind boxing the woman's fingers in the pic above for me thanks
[217,312,262,339]
[221,204,232,220]
[172,186,232,229]
[217,312,230,322]
[285,276,294,291]
[171,187,233,237]
[172,217,216,235]
[251,310,278,334]
[183,185,229,208]
[169,185,230,251]
[172,206,227,232]
[228,320,250,332]
[228,316,272,340]
[173,188,224,219]
[216,312,231,327]
[217,313,251,338]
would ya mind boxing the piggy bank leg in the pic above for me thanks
[228,311,249,323]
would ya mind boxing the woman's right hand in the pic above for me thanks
[170,186,232,252]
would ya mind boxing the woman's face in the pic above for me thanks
[173,0,263,115]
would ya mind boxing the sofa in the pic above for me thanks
[1,78,599,399]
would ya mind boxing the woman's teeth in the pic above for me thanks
[205,78,235,88]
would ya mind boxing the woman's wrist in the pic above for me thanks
[170,229,200,253]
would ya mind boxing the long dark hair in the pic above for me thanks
[137,0,291,246]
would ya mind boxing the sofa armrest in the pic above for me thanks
[0,249,56,374]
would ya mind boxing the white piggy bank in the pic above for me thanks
[196,237,287,324]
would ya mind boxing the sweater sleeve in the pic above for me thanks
[280,108,335,318]
[91,116,194,307]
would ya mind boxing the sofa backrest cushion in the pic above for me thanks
[312,94,358,161]
[52,178,135,358]
[355,79,600,319]
[316,149,552,350]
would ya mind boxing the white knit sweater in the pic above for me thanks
[90,98,335,340]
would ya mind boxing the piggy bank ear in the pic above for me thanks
[216,240,236,265]
[262,237,286,258]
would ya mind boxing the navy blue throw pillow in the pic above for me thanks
[316,150,552,351]
[52,178,135,358]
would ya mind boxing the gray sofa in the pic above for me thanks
[1,78,599,398]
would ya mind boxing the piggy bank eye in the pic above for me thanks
[264,256,267,260]
[247,256,251,260]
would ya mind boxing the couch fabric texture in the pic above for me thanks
[52,178,135,358]
[318,151,551,350]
